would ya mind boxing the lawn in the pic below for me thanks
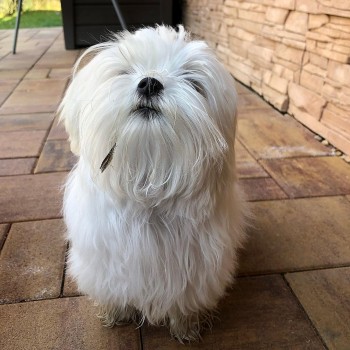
[0,10,62,29]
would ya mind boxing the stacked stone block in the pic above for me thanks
[183,0,350,155]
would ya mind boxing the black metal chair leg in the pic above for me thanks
[13,0,24,54]
[111,0,127,30]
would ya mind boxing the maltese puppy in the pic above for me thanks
[59,25,246,342]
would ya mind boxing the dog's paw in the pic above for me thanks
[168,312,213,343]
[97,304,136,327]
[170,326,201,343]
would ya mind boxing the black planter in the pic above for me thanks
[61,0,179,49]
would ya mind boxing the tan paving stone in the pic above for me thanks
[0,29,11,38]
[0,112,54,132]
[49,68,72,79]
[0,93,9,106]
[0,50,10,60]
[0,30,59,61]
[0,29,41,47]
[261,157,350,198]
[0,78,68,114]
[236,82,251,94]
[0,297,140,350]
[238,107,280,120]
[0,80,19,105]
[0,92,10,106]
[142,275,324,349]
[239,197,350,275]
[0,32,47,59]
[0,158,35,176]
[30,27,61,41]
[63,274,82,297]
[24,68,50,80]
[286,268,350,350]
[236,141,269,178]
[35,49,80,69]
[0,130,46,158]
[0,51,46,70]
[35,140,76,173]
[239,177,288,201]
[18,41,54,54]
[0,219,66,303]
[0,80,19,94]
[0,69,27,80]
[0,172,66,223]
[0,224,9,251]
[0,47,10,59]
[238,92,271,111]
[237,111,331,159]
[47,118,68,140]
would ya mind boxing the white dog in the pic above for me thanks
[59,25,246,341]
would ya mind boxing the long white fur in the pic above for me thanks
[59,25,246,341]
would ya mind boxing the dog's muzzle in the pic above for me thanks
[135,77,163,119]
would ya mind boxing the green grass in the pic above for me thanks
[0,10,62,29]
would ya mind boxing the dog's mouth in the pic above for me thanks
[134,103,160,119]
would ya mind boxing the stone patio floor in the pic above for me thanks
[0,28,350,350]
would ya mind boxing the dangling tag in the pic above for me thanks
[100,144,116,173]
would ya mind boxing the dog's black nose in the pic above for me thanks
[137,77,164,97]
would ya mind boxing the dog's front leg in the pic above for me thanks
[97,304,137,327]
[167,308,213,343]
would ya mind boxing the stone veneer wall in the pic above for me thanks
[183,0,350,155]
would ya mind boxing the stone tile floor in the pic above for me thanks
[0,28,349,350]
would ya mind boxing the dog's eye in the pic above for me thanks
[119,71,128,75]
[119,69,133,76]
[188,79,206,97]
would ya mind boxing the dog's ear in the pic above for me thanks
[73,49,98,74]
[58,79,81,156]
[58,43,110,156]
[57,69,78,156]
[58,49,100,156]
